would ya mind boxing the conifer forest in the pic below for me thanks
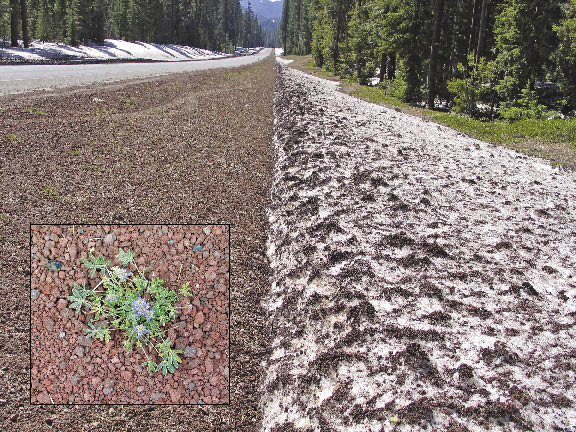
[280,0,576,118]
[0,0,273,52]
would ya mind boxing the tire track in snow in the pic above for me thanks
[261,63,576,431]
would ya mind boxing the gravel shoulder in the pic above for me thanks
[0,55,275,429]
[262,62,576,431]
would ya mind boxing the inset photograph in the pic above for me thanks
[30,224,229,404]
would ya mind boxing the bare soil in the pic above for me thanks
[1,55,274,429]
[31,224,229,404]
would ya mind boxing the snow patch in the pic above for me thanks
[0,39,229,62]
[261,63,576,431]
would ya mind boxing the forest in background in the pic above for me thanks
[0,0,278,52]
[280,0,576,119]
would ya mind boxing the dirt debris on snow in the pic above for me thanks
[261,63,576,431]
[0,56,274,429]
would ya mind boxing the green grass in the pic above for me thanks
[6,133,20,143]
[42,185,65,202]
[350,86,409,109]
[348,85,576,145]
[68,149,79,156]
[290,56,575,147]
[303,60,340,80]
[424,112,576,145]
[24,107,47,115]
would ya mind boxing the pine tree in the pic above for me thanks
[553,0,576,107]
[494,0,562,102]
[426,0,444,108]
[20,0,29,46]
[10,0,18,46]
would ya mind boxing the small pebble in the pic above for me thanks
[103,233,116,245]
[31,289,40,300]
[58,332,66,338]
[46,260,63,272]
[184,346,197,358]
[150,392,164,402]
[193,245,203,252]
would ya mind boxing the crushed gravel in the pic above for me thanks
[261,63,576,431]
[0,56,274,429]
[31,224,229,404]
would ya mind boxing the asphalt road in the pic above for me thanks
[0,48,272,96]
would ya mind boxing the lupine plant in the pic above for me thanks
[68,248,193,374]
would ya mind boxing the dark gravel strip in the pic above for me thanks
[0,55,275,430]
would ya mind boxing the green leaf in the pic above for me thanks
[83,322,111,342]
[116,248,135,266]
[67,283,91,312]
[81,249,111,277]
[179,282,192,297]
[154,339,183,374]
[142,359,158,373]
[90,302,108,320]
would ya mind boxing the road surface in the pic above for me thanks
[0,48,272,96]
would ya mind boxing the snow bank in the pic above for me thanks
[262,63,576,431]
[0,39,229,63]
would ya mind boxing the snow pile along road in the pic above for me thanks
[0,39,229,63]
[261,63,576,431]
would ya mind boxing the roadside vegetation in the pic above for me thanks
[351,84,576,145]
[286,55,576,170]
[280,0,576,156]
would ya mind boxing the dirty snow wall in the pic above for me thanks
[260,63,576,431]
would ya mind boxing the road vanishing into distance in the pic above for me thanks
[0,48,272,96]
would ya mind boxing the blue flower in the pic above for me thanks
[104,292,118,303]
[142,308,154,321]
[116,267,132,282]
[132,297,152,319]
[133,324,149,339]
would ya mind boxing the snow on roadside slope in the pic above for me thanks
[0,39,228,63]
[261,63,576,431]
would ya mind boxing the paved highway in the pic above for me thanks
[0,48,272,96]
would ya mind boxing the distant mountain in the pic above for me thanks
[241,0,283,20]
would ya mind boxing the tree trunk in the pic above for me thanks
[20,0,29,48]
[387,53,396,80]
[475,0,488,64]
[281,0,289,52]
[378,52,387,83]
[405,0,422,103]
[468,0,478,55]
[426,0,444,109]
[10,0,19,47]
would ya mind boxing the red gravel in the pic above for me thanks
[31,224,229,404]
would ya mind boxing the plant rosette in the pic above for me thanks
[67,248,195,375]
